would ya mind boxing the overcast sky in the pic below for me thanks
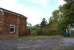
[0,0,65,25]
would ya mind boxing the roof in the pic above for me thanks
[0,7,27,19]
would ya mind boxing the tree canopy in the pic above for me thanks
[48,0,74,34]
[40,18,47,28]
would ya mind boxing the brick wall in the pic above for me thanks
[0,10,28,36]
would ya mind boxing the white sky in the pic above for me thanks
[0,0,65,26]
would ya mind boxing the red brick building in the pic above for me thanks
[0,8,29,37]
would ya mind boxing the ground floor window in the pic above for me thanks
[9,24,16,33]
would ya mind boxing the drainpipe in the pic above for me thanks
[16,17,19,38]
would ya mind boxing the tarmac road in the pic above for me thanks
[0,36,74,50]
[64,38,74,46]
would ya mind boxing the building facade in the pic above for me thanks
[0,8,29,37]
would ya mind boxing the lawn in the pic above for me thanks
[19,35,62,40]
[0,34,62,40]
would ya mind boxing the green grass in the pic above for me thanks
[19,35,62,40]
[0,34,62,40]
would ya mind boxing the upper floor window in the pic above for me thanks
[0,9,4,15]
[9,24,16,33]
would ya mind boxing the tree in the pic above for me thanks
[55,0,74,35]
[48,7,65,35]
[59,0,74,32]
[38,18,49,35]
[40,18,47,28]
[31,24,41,35]
[63,0,74,23]
[47,0,74,36]
[31,18,48,35]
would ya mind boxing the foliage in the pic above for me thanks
[63,0,74,24]
[31,18,49,35]
[31,24,41,35]
[39,18,49,35]
[40,18,47,28]
[48,0,74,36]
[58,0,74,33]
[31,0,74,36]
[48,9,64,35]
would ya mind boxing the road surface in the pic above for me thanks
[0,36,74,50]
[64,38,74,46]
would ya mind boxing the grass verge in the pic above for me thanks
[0,34,18,40]
[19,35,62,40]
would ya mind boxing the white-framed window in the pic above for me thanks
[9,24,16,33]
[0,9,4,15]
